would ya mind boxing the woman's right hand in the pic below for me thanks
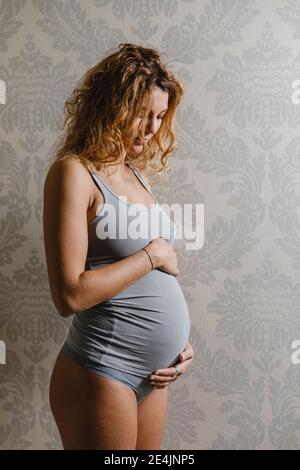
[145,238,179,276]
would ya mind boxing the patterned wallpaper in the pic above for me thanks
[1,0,300,450]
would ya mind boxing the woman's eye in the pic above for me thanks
[139,114,164,118]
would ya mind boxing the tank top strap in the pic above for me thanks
[129,165,157,203]
[130,166,146,186]
[88,164,157,205]
[89,170,118,204]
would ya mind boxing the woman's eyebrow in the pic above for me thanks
[141,107,168,113]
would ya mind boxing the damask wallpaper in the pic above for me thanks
[1,0,300,450]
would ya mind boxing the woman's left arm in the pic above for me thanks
[149,341,194,388]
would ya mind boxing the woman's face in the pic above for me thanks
[123,86,169,154]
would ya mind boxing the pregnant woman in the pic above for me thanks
[43,43,193,450]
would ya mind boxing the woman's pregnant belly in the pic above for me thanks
[65,268,190,377]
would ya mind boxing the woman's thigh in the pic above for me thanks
[136,387,169,450]
[49,349,138,450]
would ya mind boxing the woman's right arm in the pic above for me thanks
[43,159,176,318]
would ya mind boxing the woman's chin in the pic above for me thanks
[131,143,144,154]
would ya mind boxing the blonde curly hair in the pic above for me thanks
[52,42,184,183]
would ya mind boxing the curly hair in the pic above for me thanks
[52,43,184,183]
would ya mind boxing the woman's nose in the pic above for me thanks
[146,118,160,135]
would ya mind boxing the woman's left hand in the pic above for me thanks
[149,341,194,389]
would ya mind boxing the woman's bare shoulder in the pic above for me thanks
[45,156,93,190]
[46,155,90,178]
[44,156,94,208]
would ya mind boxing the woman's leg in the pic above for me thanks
[49,349,138,450]
[136,387,169,450]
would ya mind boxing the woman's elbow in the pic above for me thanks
[53,295,76,318]
[61,278,92,316]
[61,290,82,317]
[50,286,79,318]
